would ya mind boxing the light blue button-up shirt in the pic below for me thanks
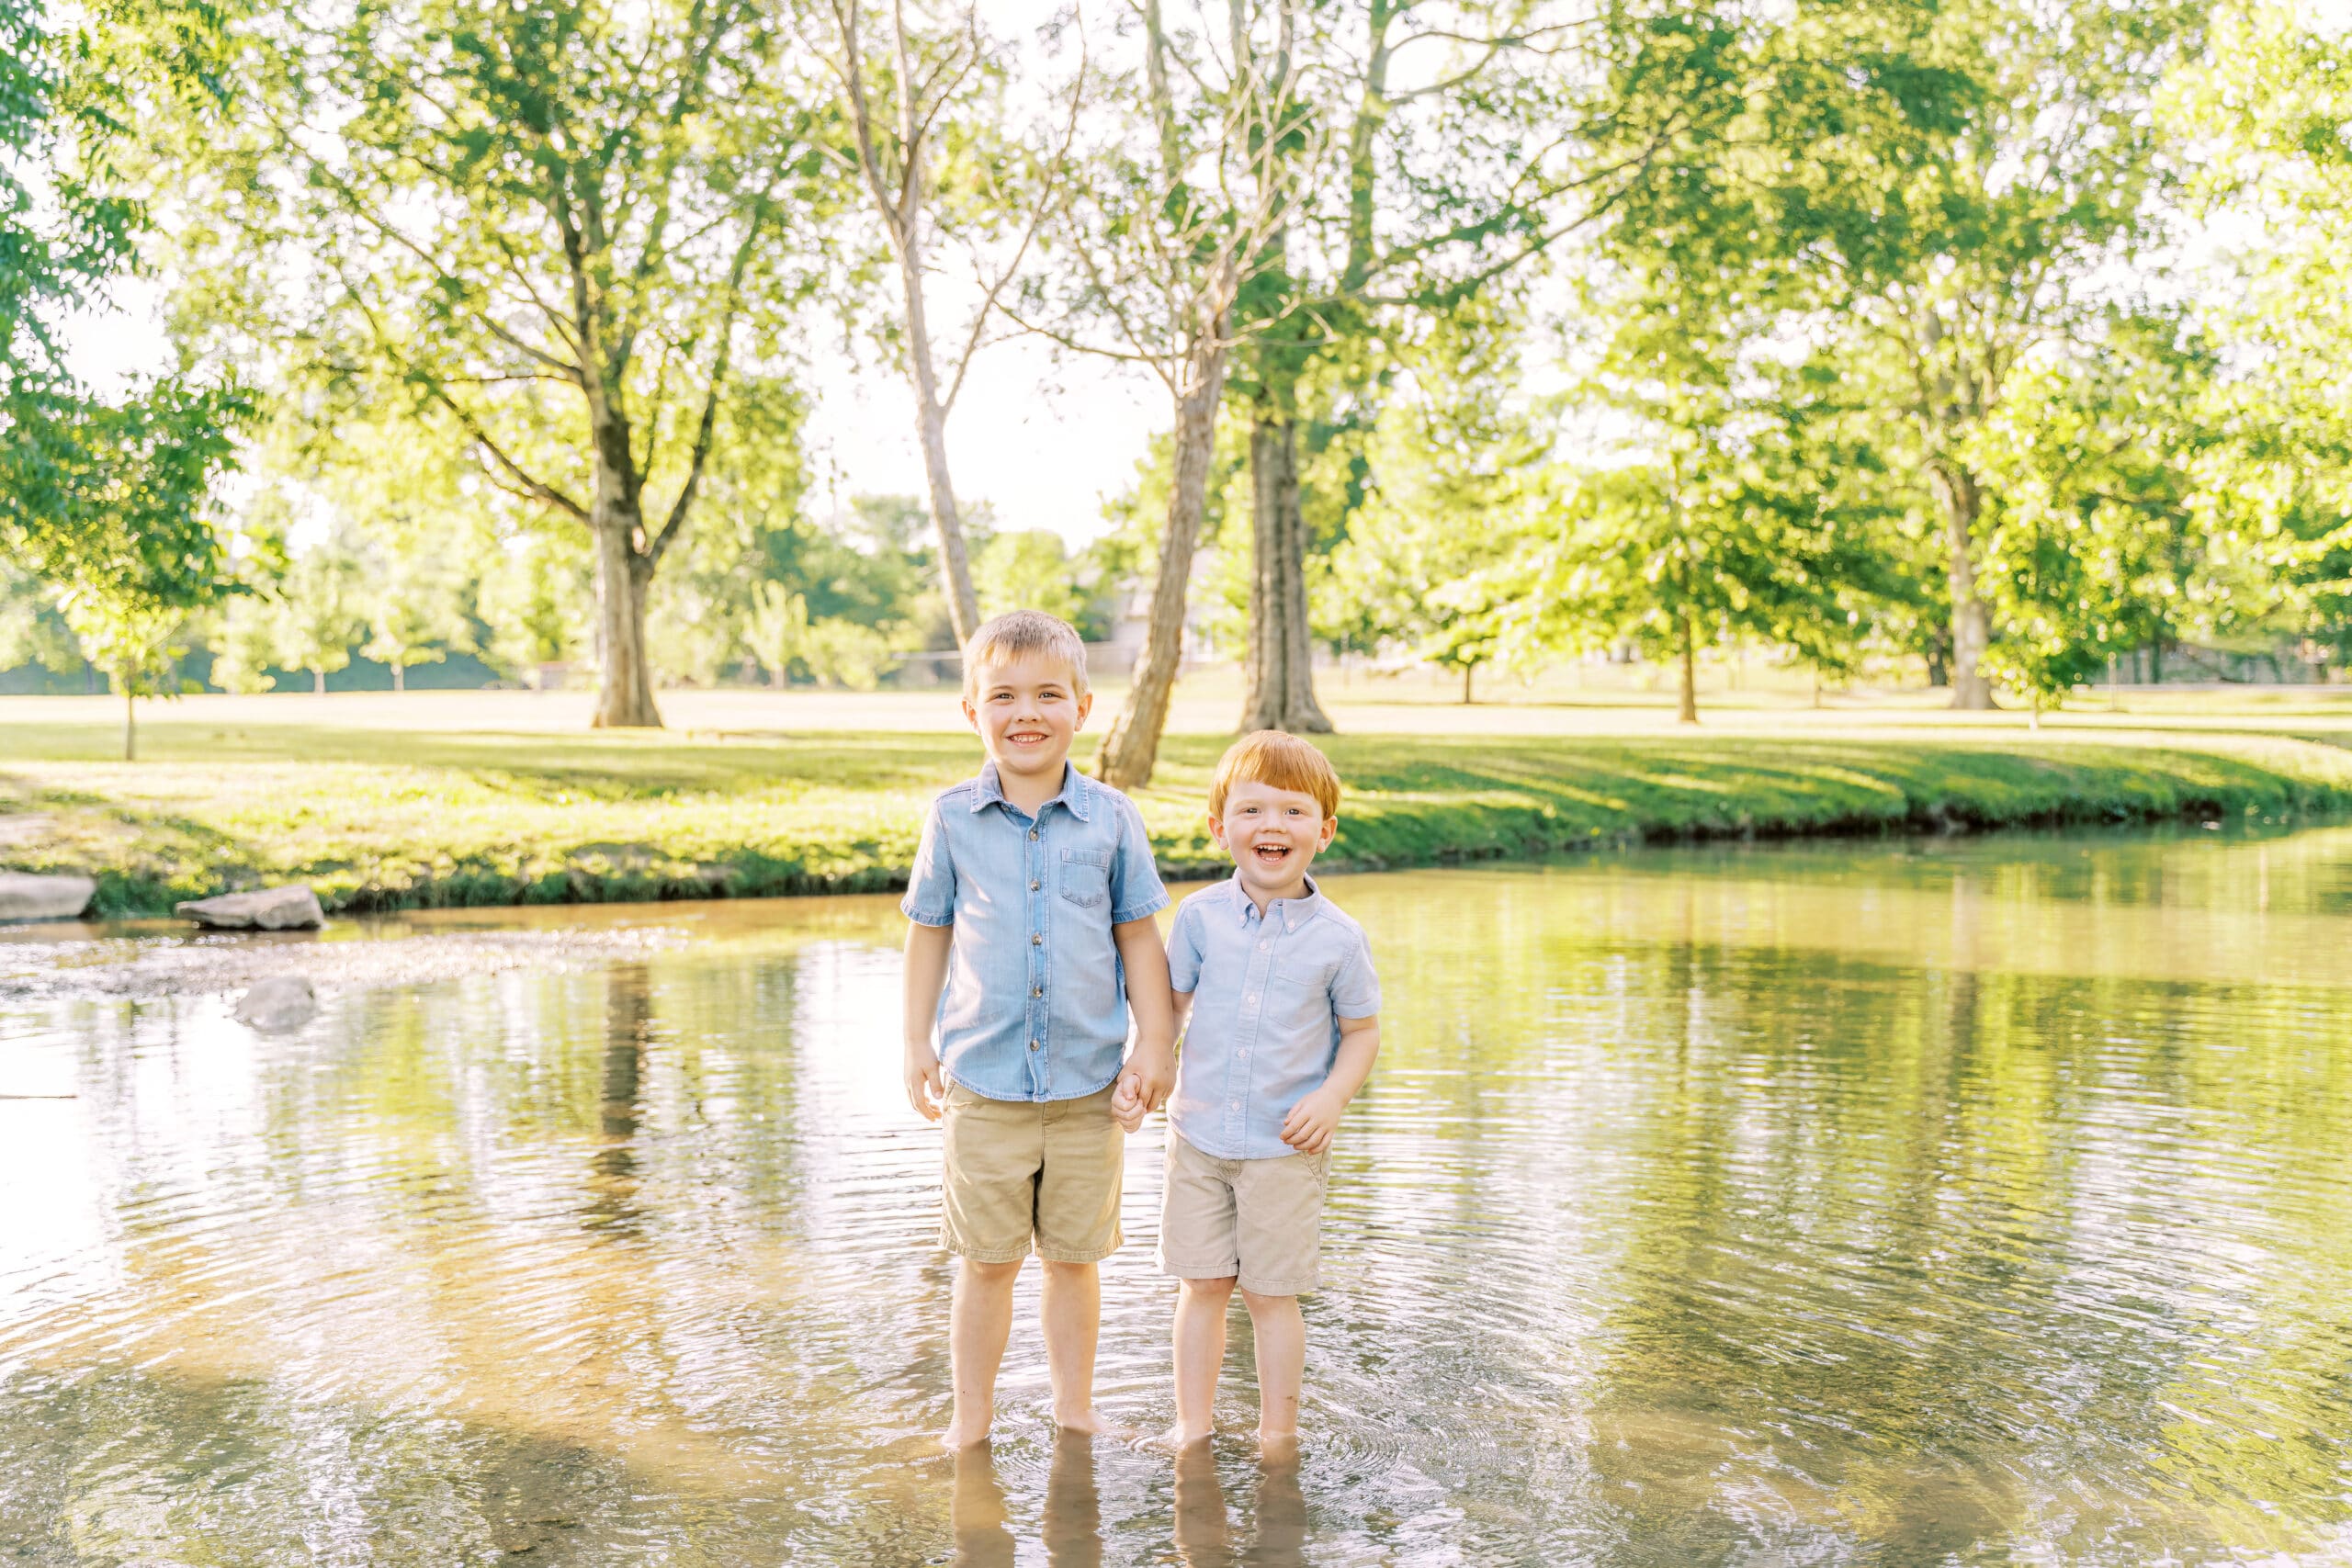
[902,761,1170,1102]
[1166,875,1382,1160]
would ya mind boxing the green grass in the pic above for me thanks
[6,692,2352,916]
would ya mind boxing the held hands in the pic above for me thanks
[1280,1087,1347,1156]
[902,1041,945,1122]
[1111,1043,1176,1133]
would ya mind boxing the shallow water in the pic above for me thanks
[6,826,2352,1565]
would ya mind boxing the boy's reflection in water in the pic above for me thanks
[949,1437,1305,1568]
[1173,1444,1305,1568]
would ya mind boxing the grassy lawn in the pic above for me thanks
[6,684,2352,916]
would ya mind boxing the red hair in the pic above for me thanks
[1210,730,1341,818]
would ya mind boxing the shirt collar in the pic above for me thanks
[971,760,1091,821]
[1226,873,1321,932]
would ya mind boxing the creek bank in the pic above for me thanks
[11,729,2352,917]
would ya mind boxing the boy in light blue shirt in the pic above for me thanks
[901,610,1177,1450]
[1115,730,1382,1450]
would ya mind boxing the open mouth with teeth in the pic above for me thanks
[1250,841,1293,866]
[1004,729,1051,748]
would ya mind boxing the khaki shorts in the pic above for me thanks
[939,1081,1125,1264]
[1158,1134,1330,1296]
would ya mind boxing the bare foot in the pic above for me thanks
[938,1418,994,1451]
[1148,1422,1215,1450]
[1052,1404,1120,1438]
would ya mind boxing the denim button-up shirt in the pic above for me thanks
[902,761,1170,1102]
[1166,876,1382,1160]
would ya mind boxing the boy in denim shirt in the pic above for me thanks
[900,610,1177,1449]
[1124,730,1382,1450]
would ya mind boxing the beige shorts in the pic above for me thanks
[1158,1133,1330,1296]
[939,1081,1125,1264]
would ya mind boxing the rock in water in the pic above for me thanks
[176,886,326,931]
[233,976,318,1030]
[0,873,96,922]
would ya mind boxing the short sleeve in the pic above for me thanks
[899,799,956,926]
[1166,901,1204,994]
[1329,932,1381,1019]
[1107,798,1170,924]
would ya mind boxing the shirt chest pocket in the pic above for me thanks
[1058,848,1112,908]
[1270,959,1339,1021]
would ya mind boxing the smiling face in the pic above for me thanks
[1211,778,1338,906]
[962,650,1091,786]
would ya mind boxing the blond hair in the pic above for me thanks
[963,609,1090,699]
[1210,729,1342,818]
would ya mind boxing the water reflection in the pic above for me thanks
[1171,1444,1306,1568]
[590,965,648,1220]
[5,826,2352,1562]
[951,1435,1114,1568]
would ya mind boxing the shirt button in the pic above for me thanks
[1258,941,1269,952]
[1029,1040,1040,1052]
[1029,829,1039,840]
[1033,986,1043,997]
[1246,993,1258,1004]
[1031,880,1040,891]
[1032,933,1043,946]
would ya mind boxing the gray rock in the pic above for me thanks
[232,975,318,1030]
[0,872,96,922]
[176,886,326,931]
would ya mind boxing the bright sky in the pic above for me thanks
[65,267,1163,548]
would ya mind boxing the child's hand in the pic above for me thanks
[1280,1088,1346,1156]
[903,1043,945,1122]
[1125,1043,1176,1113]
[1110,1072,1147,1132]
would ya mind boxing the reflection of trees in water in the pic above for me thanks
[1571,944,2352,1556]
[1322,863,2352,1557]
[586,964,651,1228]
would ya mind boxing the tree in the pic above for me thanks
[1627,0,2206,708]
[273,532,370,694]
[973,528,1101,633]
[1226,0,1750,735]
[808,0,1080,647]
[1322,312,1546,703]
[743,581,808,687]
[1030,0,1309,789]
[129,0,822,728]
[0,0,245,735]
[4,389,246,755]
[1498,288,1885,724]
[480,533,593,682]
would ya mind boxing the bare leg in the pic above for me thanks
[1240,1289,1304,1447]
[1040,1259,1112,1434]
[1164,1275,1236,1447]
[944,1258,1023,1449]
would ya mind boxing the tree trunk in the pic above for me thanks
[123,688,135,762]
[591,513,662,728]
[1097,337,1229,791]
[1932,461,1995,710]
[313,668,326,696]
[391,662,405,694]
[899,243,982,647]
[1677,608,1699,725]
[1461,662,1474,705]
[1240,413,1330,734]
